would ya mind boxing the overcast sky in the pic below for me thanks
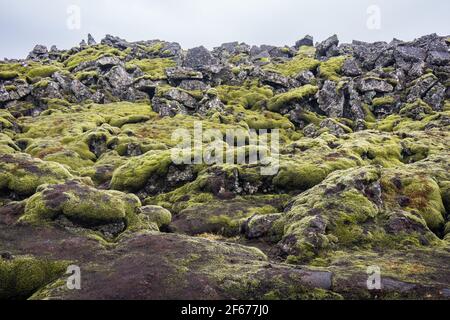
[0,0,449,59]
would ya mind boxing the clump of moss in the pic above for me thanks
[110,150,174,192]
[63,45,129,70]
[399,99,433,119]
[372,96,395,107]
[267,85,318,112]
[20,179,148,231]
[381,171,446,232]
[26,65,60,81]
[139,205,172,228]
[0,153,73,197]
[272,162,329,192]
[0,63,27,80]
[263,50,320,77]
[276,165,443,263]
[125,58,176,80]
[0,71,19,80]
[216,81,273,109]
[0,255,68,300]
[318,56,347,82]
[75,70,98,81]
[34,79,49,88]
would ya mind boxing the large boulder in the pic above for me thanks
[183,46,218,70]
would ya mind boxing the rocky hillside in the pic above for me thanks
[0,33,449,300]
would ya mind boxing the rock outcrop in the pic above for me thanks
[0,34,449,300]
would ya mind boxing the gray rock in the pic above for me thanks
[101,34,130,49]
[407,74,438,103]
[303,123,318,137]
[316,35,339,58]
[0,83,31,102]
[152,97,187,117]
[70,80,92,102]
[88,33,97,46]
[342,58,362,76]
[427,50,450,66]
[295,35,314,48]
[350,40,390,70]
[423,82,445,111]
[259,70,294,88]
[166,67,203,81]
[161,88,198,109]
[296,70,315,85]
[243,213,282,239]
[105,65,133,89]
[52,72,72,92]
[395,45,427,63]
[198,93,225,115]
[27,45,48,60]
[178,80,209,91]
[96,56,121,69]
[183,46,217,70]
[319,118,349,137]
[357,78,394,93]
[317,80,344,117]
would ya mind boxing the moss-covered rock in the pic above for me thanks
[20,180,148,234]
[126,58,176,80]
[318,56,347,82]
[0,153,73,197]
[0,255,68,300]
[275,165,444,263]
[267,85,319,112]
[110,150,175,193]
[139,205,172,228]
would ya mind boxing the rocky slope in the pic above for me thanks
[0,33,449,300]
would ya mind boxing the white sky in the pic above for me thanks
[0,0,449,59]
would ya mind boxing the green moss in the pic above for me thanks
[0,256,68,300]
[26,65,60,81]
[263,52,320,77]
[139,205,172,228]
[34,79,49,88]
[319,56,347,82]
[372,96,395,107]
[216,81,273,109]
[0,153,73,196]
[110,150,174,192]
[109,114,150,127]
[125,58,176,80]
[382,67,395,73]
[267,85,319,112]
[4,85,17,91]
[399,99,433,119]
[63,45,127,70]
[138,42,165,55]
[20,179,145,230]
[273,162,328,191]
[383,174,446,231]
[362,104,376,122]
[0,71,19,80]
[208,214,242,237]
[75,70,98,81]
